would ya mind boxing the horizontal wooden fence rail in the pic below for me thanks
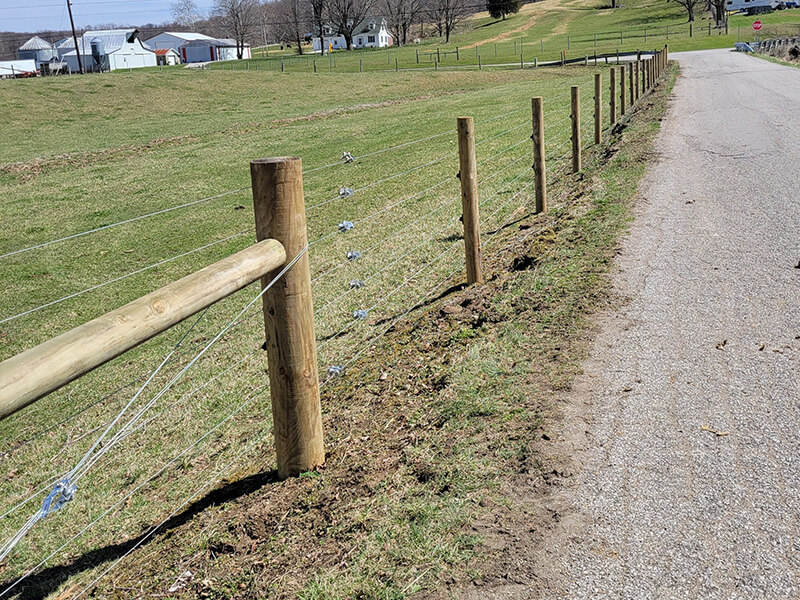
[0,239,286,420]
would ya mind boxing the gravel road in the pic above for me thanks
[546,49,800,598]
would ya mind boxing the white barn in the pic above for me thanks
[144,31,215,52]
[59,29,156,72]
[178,38,251,63]
[312,17,393,51]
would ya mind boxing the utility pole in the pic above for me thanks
[66,0,83,74]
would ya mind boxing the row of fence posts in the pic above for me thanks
[0,47,669,482]
[262,44,668,476]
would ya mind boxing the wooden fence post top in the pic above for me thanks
[251,157,301,165]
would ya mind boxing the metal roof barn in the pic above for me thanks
[58,29,156,72]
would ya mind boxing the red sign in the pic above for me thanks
[753,20,763,31]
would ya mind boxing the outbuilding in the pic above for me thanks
[144,31,216,53]
[59,29,156,72]
[154,48,181,65]
[178,38,251,63]
[17,36,56,67]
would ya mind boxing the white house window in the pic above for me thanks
[368,35,376,43]
[358,37,363,44]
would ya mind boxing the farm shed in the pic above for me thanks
[59,29,156,72]
[178,38,251,63]
[312,18,393,51]
[154,48,180,65]
[144,32,215,53]
[17,36,56,66]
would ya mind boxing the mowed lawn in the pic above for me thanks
[0,62,605,597]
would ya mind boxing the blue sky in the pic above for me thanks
[0,0,215,32]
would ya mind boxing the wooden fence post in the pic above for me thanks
[594,73,602,145]
[251,157,325,479]
[531,97,547,213]
[456,117,483,285]
[629,62,634,106]
[610,66,617,126]
[635,60,640,101]
[619,65,626,116]
[571,86,581,172]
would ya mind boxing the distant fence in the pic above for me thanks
[0,47,669,595]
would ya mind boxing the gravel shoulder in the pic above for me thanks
[539,49,800,598]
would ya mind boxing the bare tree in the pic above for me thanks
[212,0,260,58]
[267,0,311,52]
[382,0,423,46]
[428,0,470,43]
[327,0,376,50]
[171,0,203,29]
[709,0,727,27]
[310,0,328,54]
[668,0,702,22]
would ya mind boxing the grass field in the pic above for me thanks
[0,0,677,595]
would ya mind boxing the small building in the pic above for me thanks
[154,48,180,65]
[178,38,251,63]
[17,36,56,67]
[312,18,393,51]
[59,29,156,72]
[144,31,215,53]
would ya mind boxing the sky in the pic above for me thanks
[0,0,216,33]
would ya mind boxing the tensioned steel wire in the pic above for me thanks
[0,247,308,568]
[0,103,541,261]
[3,200,527,595]
[0,91,576,588]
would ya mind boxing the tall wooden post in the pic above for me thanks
[610,67,617,126]
[594,73,602,145]
[619,65,626,116]
[456,117,483,285]
[571,86,581,173]
[531,97,547,213]
[629,62,634,106]
[635,61,640,101]
[251,157,325,479]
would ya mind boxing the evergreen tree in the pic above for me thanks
[486,0,520,20]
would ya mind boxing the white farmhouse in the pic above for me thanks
[58,29,156,72]
[312,17,393,51]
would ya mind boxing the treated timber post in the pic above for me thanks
[571,86,581,172]
[635,60,640,101]
[251,157,325,479]
[629,62,634,105]
[457,117,483,285]
[619,65,626,116]
[594,73,602,145]
[610,66,617,126]
[531,97,547,213]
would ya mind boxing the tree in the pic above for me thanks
[267,0,311,53]
[327,0,376,50]
[171,0,203,29]
[668,0,701,21]
[310,0,328,54]
[709,0,727,27]
[382,0,423,46]
[486,0,520,20]
[428,0,470,43]
[212,0,260,58]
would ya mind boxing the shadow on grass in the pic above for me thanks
[0,470,281,600]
